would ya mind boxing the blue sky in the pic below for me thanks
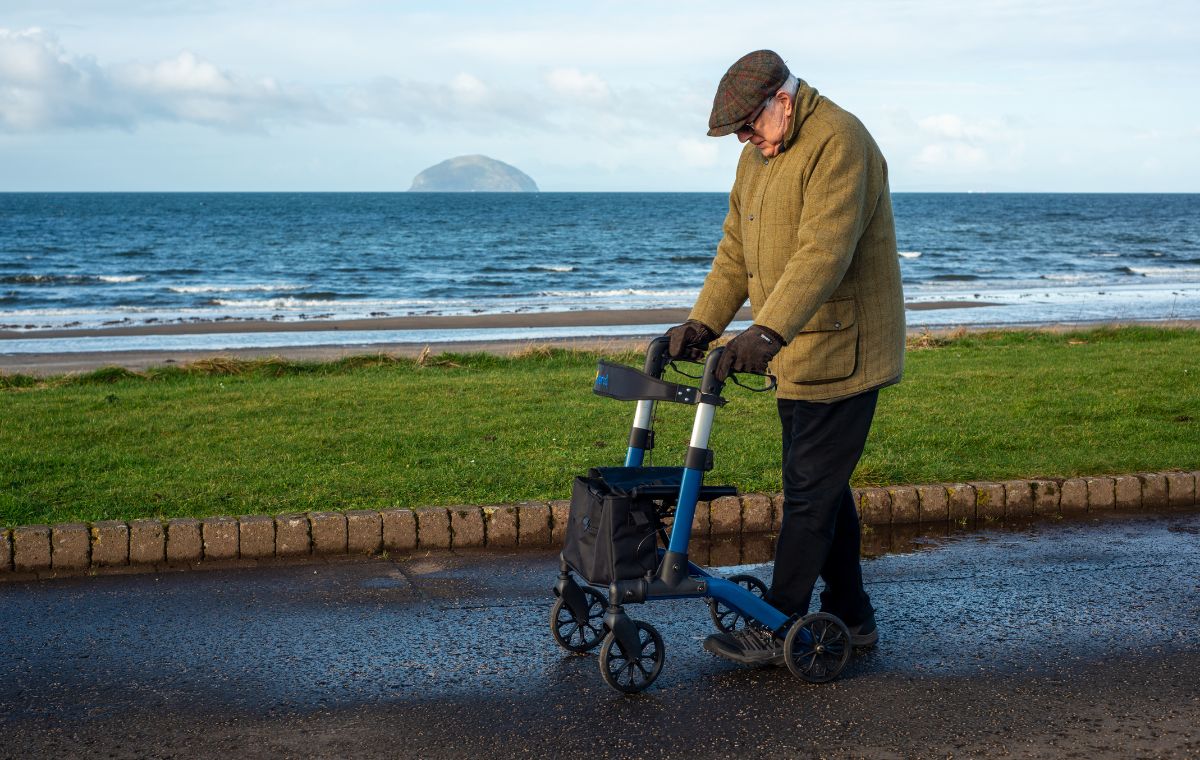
[1,1,1197,192]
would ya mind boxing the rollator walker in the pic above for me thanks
[551,336,853,694]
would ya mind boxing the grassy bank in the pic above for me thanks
[2,326,1197,527]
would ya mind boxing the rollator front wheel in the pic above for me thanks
[598,620,665,694]
[550,586,607,653]
[784,612,852,684]
[708,573,769,633]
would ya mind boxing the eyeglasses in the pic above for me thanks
[734,101,770,139]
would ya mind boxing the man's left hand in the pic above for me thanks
[715,324,786,382]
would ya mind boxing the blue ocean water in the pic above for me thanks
[2,192,1199,350]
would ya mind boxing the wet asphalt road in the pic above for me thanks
[2,511,1199,759]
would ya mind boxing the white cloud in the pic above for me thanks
[0,28,330,132]
[907,112,1025,174]
[914,142,990,170]
[677,138,719,168]
[544,68,610,101]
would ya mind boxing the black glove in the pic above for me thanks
[715,324,785,382]
[665,320,718,360]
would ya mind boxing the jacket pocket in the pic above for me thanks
[774,297,859,383]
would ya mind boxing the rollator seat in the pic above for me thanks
[587,466,737,501]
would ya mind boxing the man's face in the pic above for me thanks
[735,93,792,158]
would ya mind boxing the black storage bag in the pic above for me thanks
[562,475,659,586]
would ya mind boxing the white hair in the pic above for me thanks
[760,74,799,111]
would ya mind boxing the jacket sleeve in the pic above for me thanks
[688,162,749,333]
[754,129,879,341]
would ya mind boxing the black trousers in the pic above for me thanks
[769,389,878,626]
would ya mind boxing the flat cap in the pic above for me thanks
[707,50,790,137]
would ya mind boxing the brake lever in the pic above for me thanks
[730,372,778,392]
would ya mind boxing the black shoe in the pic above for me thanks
[703,627,785,666]
[846,613,879,648]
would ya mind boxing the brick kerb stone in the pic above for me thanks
[5,472,1198,584]
[51,523,90,571]
[91,521,129,567]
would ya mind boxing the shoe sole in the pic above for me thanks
[850,629,879,648]
[702,638,784,667]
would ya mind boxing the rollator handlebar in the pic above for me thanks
[642,335,777,397]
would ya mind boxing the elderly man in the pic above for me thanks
[666,50,905,665]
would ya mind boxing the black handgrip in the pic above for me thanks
[643,336,672,379]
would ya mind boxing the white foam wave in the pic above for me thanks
[537,288,697,298]
[97,275,144,283]
[1040,273,1105,283]
[169,283,305,294]
[533,265,575,272]
[1127,266,1200,277]
[898,251,922,259]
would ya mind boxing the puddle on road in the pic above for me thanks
[698,509,1200,571]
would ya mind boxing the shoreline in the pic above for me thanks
[2,315,1197,377]
[0,301,993,340]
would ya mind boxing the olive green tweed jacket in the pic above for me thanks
[689,80,906,401]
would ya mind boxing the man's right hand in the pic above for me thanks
[665,320,718,360]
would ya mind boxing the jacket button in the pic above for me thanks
[834,321,842,329]
[748,272,754,278]
[748,214,754,221]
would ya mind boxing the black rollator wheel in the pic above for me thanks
[598,620,665,694]
[783,612,852,683]
[550,586,607,653]
[708,573,769,633]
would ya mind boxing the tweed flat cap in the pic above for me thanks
[707,50,790,137]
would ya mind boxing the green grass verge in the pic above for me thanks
[2,326,1197,526]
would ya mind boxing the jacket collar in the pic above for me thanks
[780,79,822,154]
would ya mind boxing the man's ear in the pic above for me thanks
[778,91,794,117]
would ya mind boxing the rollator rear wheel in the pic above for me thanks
[550,587,607,653]
[598,620,665,694]
[784,612,852,684]
[708,573,769,633]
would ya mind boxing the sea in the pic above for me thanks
[2,192,1199,353]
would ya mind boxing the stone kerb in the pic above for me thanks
[166,519,202,563]
[549,500,570,546]
[916,484,949,523]
[346,510,382,555]
[485,506,519,548]
[52,523,90,571]
[888,486,919,524]
[415,507,450,550]
[309,512,347,555]
[91,521,129,567]
[1086,477,1116,510]
[201,517,239,561]
[710,496,741,536]
[742,494,772,534]
[1003,480,1034,517]
[1114,476,1142,510]
[1139,473,1169,509]
[1167,471,1197,508]
[274,514,310,558]
[859,488,891,524]
[13,525,51,572]
[5,471,1198,583]
[1030,480,1060,515]
[129,519,166,564]
[450,507,485,549]
[381,509,417,552]
[239,515,275,559]
[947,483,975,521]
[518,502,552,547]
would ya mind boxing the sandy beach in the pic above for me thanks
[2,302,1192,377]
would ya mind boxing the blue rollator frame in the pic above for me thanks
[552,337,854,694]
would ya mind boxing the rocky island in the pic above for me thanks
[408,155,539,192]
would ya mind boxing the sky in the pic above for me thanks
[1,1,1197,192]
